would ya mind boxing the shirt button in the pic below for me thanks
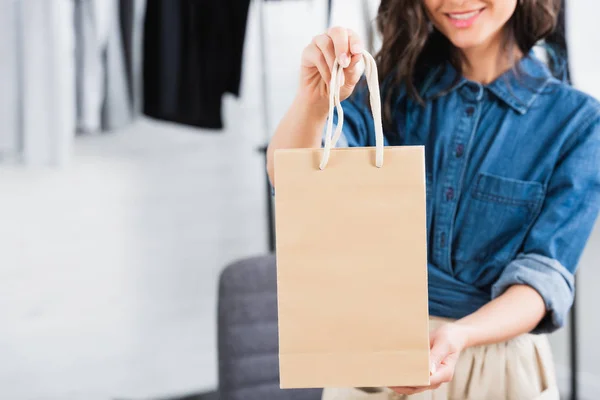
[440,232,447,248]
[455,144,465,158]
[469,84,480,93]
[446,187,455,201]
[466,106,475,116]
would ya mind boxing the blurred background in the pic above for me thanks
[0,0,598,399]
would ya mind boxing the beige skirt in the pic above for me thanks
[321,318,559,400]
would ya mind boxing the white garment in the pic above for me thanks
[20,0,76,166]
[0,0,20,160]
[0,0,78,166]
[75,0,132,133]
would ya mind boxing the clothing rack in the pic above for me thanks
[255,1,579,398]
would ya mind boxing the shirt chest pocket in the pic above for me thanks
[453,173,545,266]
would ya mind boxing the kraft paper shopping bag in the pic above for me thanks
[274,52,430,389]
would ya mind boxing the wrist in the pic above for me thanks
[452,320,477,349]
[294,92,329,123]
[443,321,473,351]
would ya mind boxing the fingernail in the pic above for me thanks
[338,53,350,68]
[351,44,363,54]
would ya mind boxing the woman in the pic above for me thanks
[267,0,600,398]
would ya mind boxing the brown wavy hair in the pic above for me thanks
[375,0,562,128]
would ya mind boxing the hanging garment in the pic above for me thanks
[0,0,75,165]
[74,0,144,133]
[119,0,146,115]
[0,0,20,160]
[143,0,251,130]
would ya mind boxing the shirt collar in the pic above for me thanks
[420,53,554,114]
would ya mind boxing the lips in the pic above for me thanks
[447,9,483,20]
[445,8,485,28]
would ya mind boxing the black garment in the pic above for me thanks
[120,0,135,105]
[143,0,251,129]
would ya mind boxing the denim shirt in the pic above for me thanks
[335,54,600,333]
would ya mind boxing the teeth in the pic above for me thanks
[449,10,480,20]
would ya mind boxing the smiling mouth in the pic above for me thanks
[446,8,485,21]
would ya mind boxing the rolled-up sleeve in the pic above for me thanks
[492,113,600,333]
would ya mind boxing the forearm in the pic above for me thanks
[455,284,546,348]
[266,94,328,186]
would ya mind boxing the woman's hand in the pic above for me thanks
[299,26,365,114]
[390,323,470,395]
[390,285,546,395]
[266,27,366,185]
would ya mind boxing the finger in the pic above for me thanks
[344,54,363,87]
[391,387,432,396]
[429,363,455,386]
[390,387,419,395]
[345,30,363,83]
[315,53,332,85]
[327,26,350,67]
[408,387,431,395]
[347,53,363,69]
[304,44,331,84]
[313,34,336,72]
[429,335,449,374]
[348,29,363,55]
[391,384,441,395]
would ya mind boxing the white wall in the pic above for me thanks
[550,226,600,399]
[568,0,600,99]
[548,2,600,398]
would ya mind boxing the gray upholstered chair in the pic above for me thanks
[218,255,322,400]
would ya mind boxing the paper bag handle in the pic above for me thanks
[320,50,384,170]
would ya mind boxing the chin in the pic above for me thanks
[447,34,486,50]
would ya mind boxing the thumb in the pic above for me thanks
[428,339,448,375]
[343,54,364,88]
